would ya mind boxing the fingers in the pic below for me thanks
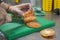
[16,3,31,7]
[5,15,12,23]
[9,3,33,17]
[9,6,25,16]
[0,7,7,15]
[0,7,8,25]
[21,3,33,12]
[14,9,24,16]
[0,13,5,25]
[16,3,32,10]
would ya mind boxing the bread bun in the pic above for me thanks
[27,22,40,28]
[24,9,34,18]
[40,28,55,38]
[24,16,36,23]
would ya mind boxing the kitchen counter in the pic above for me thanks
[17,12,60,40]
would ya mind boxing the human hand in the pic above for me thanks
[0,7,12,25]
[9,3,33,17]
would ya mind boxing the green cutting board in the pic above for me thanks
[0,16,55,40]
